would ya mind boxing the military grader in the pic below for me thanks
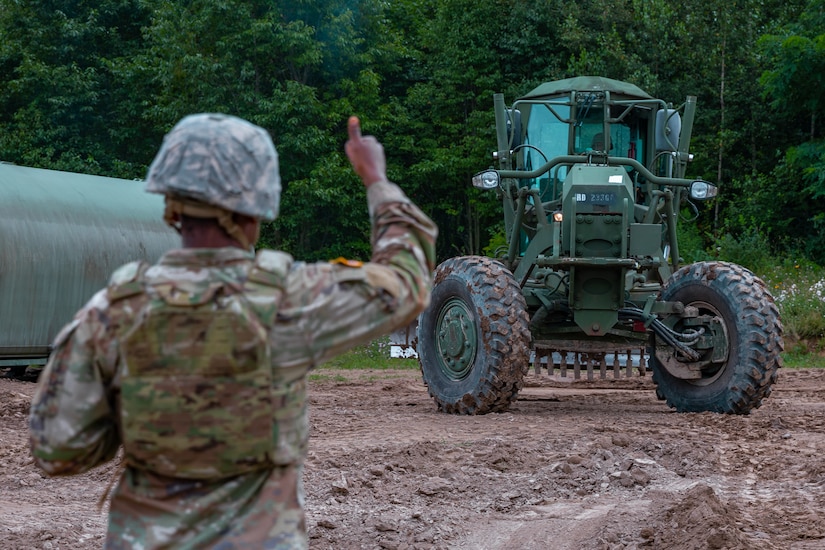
[416,76,783,415]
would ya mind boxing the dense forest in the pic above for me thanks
[1,0,823,265]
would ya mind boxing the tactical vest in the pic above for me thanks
[107,250,304,479]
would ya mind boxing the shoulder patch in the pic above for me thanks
[107,261,148,301]
[248,249,293,289]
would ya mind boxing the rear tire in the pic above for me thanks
[418,256,530,414]
[650,261,783,414]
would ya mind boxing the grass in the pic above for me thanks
[309,339,419,383]
[781,346,824,369]
[318,338,419,371]
[759,259,825,368]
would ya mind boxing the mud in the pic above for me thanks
[2,367,824,549]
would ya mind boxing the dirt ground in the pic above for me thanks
[2,366,825,550]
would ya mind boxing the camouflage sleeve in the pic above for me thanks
[270,180,437,370]
[28,290,121,476]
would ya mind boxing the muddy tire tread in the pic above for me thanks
[419,256,530,415]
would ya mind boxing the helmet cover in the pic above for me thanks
[146,113,280,220]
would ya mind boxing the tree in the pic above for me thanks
[0,0,151,176]
[751,0,825,259]
[2,0,824,265]
[112,0,399,261]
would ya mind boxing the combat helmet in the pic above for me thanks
[146,113,281,248]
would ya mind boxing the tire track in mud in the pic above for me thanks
[706,400,825,547]
[4,369,825,549]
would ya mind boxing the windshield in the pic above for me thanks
[522,102,569,201]
[517,99,644,201]
[574,107,605,153]
[524,102,569,164]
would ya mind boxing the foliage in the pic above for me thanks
[482,223,508,260]
[762,259,825,344]
[0,0,153,176]
[3,0,825,356]
[758,1,825,124]
[709,229,776,274]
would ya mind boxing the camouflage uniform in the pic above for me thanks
[29,114,437,549]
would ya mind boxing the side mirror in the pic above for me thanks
[507,109,522,148]
[472,170,500,190]
[655,109,682,152]
[689,180,717,200]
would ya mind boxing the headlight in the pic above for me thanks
[472,170,500,190]
[689,180,718,200]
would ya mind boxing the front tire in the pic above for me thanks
[650,261,783,414]
[418,256,531,414]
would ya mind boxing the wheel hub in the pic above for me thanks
[436,298,477,380]
[656,300,729,384]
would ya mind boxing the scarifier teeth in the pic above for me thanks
[531,347,648,380]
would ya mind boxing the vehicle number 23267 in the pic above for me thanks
[575,192,616,204]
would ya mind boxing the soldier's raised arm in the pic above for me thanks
[270,117,437,369]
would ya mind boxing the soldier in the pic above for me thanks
[591,132,608,152]
[28,113,437,549]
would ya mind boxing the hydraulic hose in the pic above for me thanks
[618,306,702,361]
